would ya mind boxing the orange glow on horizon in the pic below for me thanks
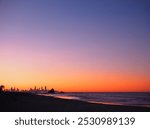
[0,68,150,92]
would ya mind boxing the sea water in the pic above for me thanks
[42,92,150,107]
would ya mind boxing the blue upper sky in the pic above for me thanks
[0,0,150,91]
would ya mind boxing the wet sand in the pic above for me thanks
[0,92,150,112]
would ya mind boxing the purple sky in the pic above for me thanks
[0,0,150,91]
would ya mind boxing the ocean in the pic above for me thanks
[41,92,150,107]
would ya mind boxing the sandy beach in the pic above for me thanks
[0,92,150,112]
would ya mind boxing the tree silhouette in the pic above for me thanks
[0,85,5,92]
[48,88,55,94]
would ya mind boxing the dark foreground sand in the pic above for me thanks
[0,92,150,112]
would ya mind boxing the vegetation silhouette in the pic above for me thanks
[48,88,55,94]
[0,85,5,92]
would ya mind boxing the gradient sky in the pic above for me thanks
[0,0,150,92]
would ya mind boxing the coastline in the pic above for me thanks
[0,92,150,112]
[39,92,150,108]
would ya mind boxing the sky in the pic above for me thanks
[0,0,150,92]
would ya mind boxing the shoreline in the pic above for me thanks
[0,92,150,112]
[39,93,150,108]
